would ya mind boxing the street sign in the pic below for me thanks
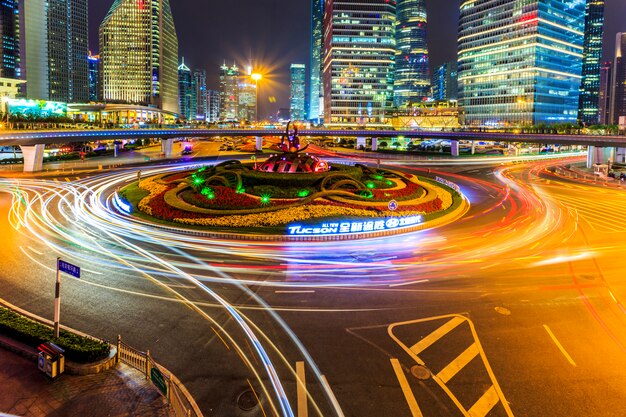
[388,200,398,211]
[151,367,168,397]
[58,260,80,279]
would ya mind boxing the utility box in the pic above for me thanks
[37,342,65,379]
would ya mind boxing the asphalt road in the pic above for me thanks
[1,151,625,417]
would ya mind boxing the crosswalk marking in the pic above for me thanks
[468,385,499,417]
[296,361,308,417]
[410,316,464,355]
[436,343,479,384]
[64,177,71,182]
[390,359,423,417]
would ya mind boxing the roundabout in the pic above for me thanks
[117,126,468,240]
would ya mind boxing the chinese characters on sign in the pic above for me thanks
[287,216,423,236]
[58,260,81,279]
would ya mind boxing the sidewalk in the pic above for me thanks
[0,347,171,417]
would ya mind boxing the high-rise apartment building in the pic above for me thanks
[178,59,195,120]
[323,0,396,127]
[309,0,324,122]
[20,0,89,102]
[0,0,20,79]
[598,62,612,125]
[458,0,585,126]
[219,63,239,121]
[610,33,626,125]
[394,0,429,106]
[578,0,605,125]
[88,53,99,102]
[207,89,220,123]
[432,61,458,102]
[194,69,207,121]
[290,64,306,121]
[99,0,179,113]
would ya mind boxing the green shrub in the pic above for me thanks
[0,307,110,363]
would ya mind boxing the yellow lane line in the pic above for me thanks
[410,317,464,355]
[543,324,576,366]
[390,359,423,417]
[437,343,479,384]
[296,361,308,417]
[468,385,499,417]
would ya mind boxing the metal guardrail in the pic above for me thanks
[117,335,203,417]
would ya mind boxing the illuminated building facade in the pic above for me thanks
[88,53,99,102]
[219,63,239,121]
[238,77,257,122]
[207,89,220,123]
[578,0,605,125]
[394,0,429,106]
[598,61,611,125]
[290,64,306,121]
[323,0,396,127]
[309,0,324,121]
[0,0,19,79]
[20,0,48,99]
[178,59,195,120]
[458,0,585,126]
[432,61,458,101]
[610,33,626,125]
[194,69,207,120]
[99,0,179,113]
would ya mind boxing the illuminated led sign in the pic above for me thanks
[7,99,67,118]
[287,215,423,236]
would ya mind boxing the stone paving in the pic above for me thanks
[0,348,171,417]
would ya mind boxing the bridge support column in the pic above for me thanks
[356,137,366,150]
[255,136,263,152]
[371,137,378,152]
[20,144,45,172]
[451,140,459,157]
[586,146,604,168]
[161,138,174,158]
[615,147,626,164]
[471,141,476,155]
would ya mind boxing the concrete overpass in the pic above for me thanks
[1,128,625,171]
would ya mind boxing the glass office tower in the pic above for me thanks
[178,59,195,121]
[458,0,585,126]
[309,0,324,122]
[290,64,306,121]
[609,33,626,125]
[323,0,396,127]
[99,0,179,113]
[0,0,20,79]
[394,0,430,106]
[432,61,458,101]
[88,53,99,102]
[578,0,605,125]
[219,64,239,122]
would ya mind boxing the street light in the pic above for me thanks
[251,73,262,123]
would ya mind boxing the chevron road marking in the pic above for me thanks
[296,361,308,417]
[390,358,424,417]
[468,385,499,417]
[437,343,480,384]
[410,316,465,355]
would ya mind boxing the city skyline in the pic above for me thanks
[88,0,626,119]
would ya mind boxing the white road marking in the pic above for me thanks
[543,324,576,366]
[320,375,345,417]
[275,290,315,294]
[27,246,43,256]
[390,358,423,417]
[296,361,308,417]
[389,279,429,288]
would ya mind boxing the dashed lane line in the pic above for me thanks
[543,324,576,367]
[296,361,308,417]
[390,358,424,417]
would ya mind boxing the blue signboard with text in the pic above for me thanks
[58,260,80,279]
[287,215,423,236]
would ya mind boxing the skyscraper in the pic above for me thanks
[458,0,585,126]
[0,0,20,79]
[323,0,396,127]
[394,0,429,106]
[238,76,257,122]
[432,61,458,102]
[598,62,612,125]
[207,90,220,123]
[309,0,324,122]
[290,64,306,121]
[194,69,207,121]
[88,53,99,102]
[609,33,626,125]
[20,0,89,102]
[578,0,605,125]
[99,0,179,113]
[178,59,195,120]
[219,63,239,121]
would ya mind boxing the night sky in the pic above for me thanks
[90,0,626,119]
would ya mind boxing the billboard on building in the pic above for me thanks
[7,99,67,118]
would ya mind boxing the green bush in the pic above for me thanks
[0,307,110,363]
